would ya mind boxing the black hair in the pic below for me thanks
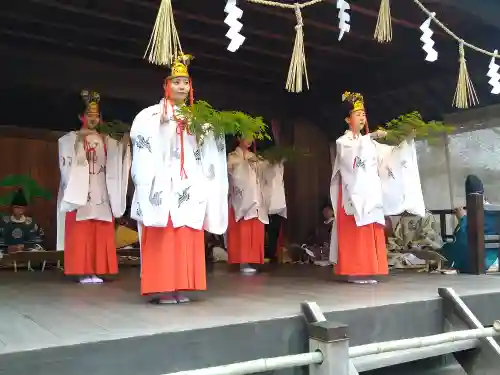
[342,100,355,119]
[465,175,484,195]
[321,198,333,210]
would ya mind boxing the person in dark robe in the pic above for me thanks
[318,201,334,244]
[441,175,498,273]
[1,189,43,254]
[265,214,283,264]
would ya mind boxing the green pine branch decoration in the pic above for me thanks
[0,174,52,206]
[377,111,455,145]
[97,103,270,143]
[97,120,131,139]
[177,100,270,142]
[257,146,310,164]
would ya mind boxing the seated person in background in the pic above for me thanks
[441,175,498,273]
[386,211,444,270]
[322,203,334,225]
[387,210,443,252]
[1,189,44,254]
[320,202,334,242]
[288,202,334,264]
[205,232,227,263]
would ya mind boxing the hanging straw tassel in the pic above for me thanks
[374,0,392,43]
[144,0,183,66]
[453,41,479,108]
[285,3,309,93]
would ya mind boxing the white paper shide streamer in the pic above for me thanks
[224,0,245,52]
[337,0,351,41]
[419,13,438,62]
[487,50,500,95]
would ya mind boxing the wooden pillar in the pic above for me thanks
[466,193,485,274]
[439,212,447,242]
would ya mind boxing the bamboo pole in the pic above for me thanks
[164,352,323,375]
[349,322,500,358]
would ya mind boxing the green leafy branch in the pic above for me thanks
[377,111,455,145]
[97,120,131,140]
[177,101,270,142]
[257,146,310,164]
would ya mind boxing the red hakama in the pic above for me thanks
[140,218,206,295]
[334,186,388,276]
[64,211,118,275]
[227,207,265,264]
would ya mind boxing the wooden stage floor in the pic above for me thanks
[1,265,500,356]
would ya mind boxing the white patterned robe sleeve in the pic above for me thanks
[130,106,168,227]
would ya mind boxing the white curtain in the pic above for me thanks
[416,126,500,210]
[447,127,500,206]
[415,138,452,210]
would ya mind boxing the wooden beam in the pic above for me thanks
[125,0,377,61]
[0,12,284,75]
[243,0,450,63]
[27,0,335,68]
[1,29,274,84]
[444,102,500,126]
[245,1,375,43]
[421,0,500,31]
[408,84,439,116]
[0,45,289,120]
[418,79,453,116]
[331,0,448,38]
[177,11,374,61]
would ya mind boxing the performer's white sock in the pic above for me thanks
[240,264,257,275]
[156,294,178,304]
[92,275,104,283]
[79,276,93,284]
[348,279,378,284]
[175,293,190,303]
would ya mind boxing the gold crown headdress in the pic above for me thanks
[168,54,194,80]
[81,90,100,115]
[342,91,365,113]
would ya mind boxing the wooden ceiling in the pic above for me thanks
[1,0,500,134]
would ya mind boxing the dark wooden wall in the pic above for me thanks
[0,127,61,249]
[280,119,332,243]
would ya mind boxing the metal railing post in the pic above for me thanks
[301,302,355,375]
[439,287,500,375]
[308,321,354,375]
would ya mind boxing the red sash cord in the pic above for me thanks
[83,134,107,175]
[171,106,192,180]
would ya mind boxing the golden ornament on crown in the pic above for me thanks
[168,54,194,79]
[342,91,365,113]
[81,90,101,115]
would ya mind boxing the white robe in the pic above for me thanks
[375,140,425,217]
[201,132,229,235]
[228,148,269,224]
[261,162,287,218]
[329,131,425,263]
[130,100,228,235]
[56,131,131,250]
[227,148,287,224]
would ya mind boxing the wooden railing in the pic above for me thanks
[429,208,455,243]
[431,193,500,275]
